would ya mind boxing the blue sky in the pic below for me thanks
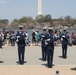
[0,0,76,21]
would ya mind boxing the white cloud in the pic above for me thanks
[0,0,10,4]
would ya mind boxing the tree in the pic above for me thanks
[59,16,64,25]
[45,14,52,22]
[44,14,53,26]
[27,16,35,23]
[18,17,28,23]
[13,19,18,23]
[36,15,44,23]
[64,15,71,24]
[12,19,19,24]
[0,19,9,25]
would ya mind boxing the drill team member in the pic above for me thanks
[45,28,57,68]
[60,29,69,59]
[41,28,48,61]
[16,25,26,65]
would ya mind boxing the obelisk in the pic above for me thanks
[38,0,42,15]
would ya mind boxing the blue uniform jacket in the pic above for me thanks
[60,33,69,45]
[16,31,26,47]
[45,34,57,50]
[41,33,48,47]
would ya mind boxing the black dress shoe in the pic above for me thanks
[48,65,52,68]
[63,56,67,59]
[20,62,24,65]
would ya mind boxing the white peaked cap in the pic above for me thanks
[19,25,23,28]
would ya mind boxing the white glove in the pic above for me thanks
[46,39,50,41]
[62,35,65,38]
[45,42,48,45]
[17,36,20,38]
[61,38,63,41]
[16,39,19,42]
[42,35,45,37]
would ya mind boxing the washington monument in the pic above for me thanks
[38,0,42,15]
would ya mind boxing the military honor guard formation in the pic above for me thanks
[0,25,75,68]
[40,27,68,68]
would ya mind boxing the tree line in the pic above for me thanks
[0,15,76,28]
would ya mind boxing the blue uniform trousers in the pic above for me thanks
[0,40,2,48]
[18,46,25,63]
[42,47,46,60]
[47,50,54,67]
[62,44,67,58]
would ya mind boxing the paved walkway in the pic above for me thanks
[0,65,76,75]
[0,45,76,75]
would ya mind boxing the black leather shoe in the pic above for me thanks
[20,62,24,65]
[63,56,67,59]
[48,65,52,68]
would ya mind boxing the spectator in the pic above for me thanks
[35,31,41,46]
[32,30,36,46]
[10,31,16,46]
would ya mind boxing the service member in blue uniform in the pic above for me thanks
[45,28,57,68]
[41,28,48,61]
[60,29,69,59]
[16,25,26,65]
